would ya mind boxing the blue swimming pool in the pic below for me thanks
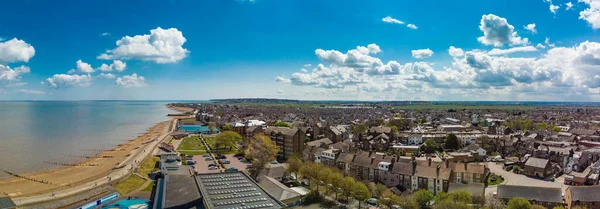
[101,199,150,209]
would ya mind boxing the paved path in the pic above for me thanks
[14,119,177,206]
[484,162,567,195]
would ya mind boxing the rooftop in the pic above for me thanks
[497,185,563,204]
[196,172,286,209]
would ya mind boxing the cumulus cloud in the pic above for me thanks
[477,14,529,46]
[544,0,561,14]
[579,0,600,29]
[524,23,537,34]
[0,65,30,81]
[276,76,291,83]
[382,16,404,24]
[488,46,538,55]
[0,38,36,63]
[97,73,116,79]
[411,49,434,59]
[46,74,92,88]
[98,60,127,72]
[565,2,574,10]
[303,64,312,67]
[98,27,189,63]
[115,73,146,87]
[407,24,418,29]
[536,43,547,49]
[18,89,45,94]
[101,32,111,36]
[448,46,465,57]
[70,60,94,74]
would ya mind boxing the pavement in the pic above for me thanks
[14,119,178,207]
[484,162,568,196]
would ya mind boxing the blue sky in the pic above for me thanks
[1,0,600,101]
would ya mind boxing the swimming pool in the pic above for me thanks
[101,199,150,209]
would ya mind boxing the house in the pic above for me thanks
[306,138,333,148]
[350,152,377,180]
[565,186,600,209]
[390,162,414,190]
[497,185,564,208]
[320,148,338,167]
[437,125,464,132]
[449,162,489,184]
[266,165,286,181]
[414,164,451,194]
[0,197,16,209]
[302,146,316,162]
[326,126,343,143]
[264,127,305,160]
[369,126,393,141]
[524,157,553,178]
[259,176,303,204]
[367,133,390,151]
[336,152,355,174]
[463,143,487,157]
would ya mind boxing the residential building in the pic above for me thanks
[264,127,305,160]
[449,162,489,184]
[408,134,423,145]
[336,152,355,174]
[320,148,338,167]
[524,157,553,178]
[497,185,564,208]
[565,186,600,209]
[414,164,452,194]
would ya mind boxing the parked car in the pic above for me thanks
[202,154,211,157]
[367,198,378,205]
[234,153,244,157]
[222,160,230,164]
[209,166,218,170]
[205,157,213,161]
[185,156,193,160]
[240,158,248,163]
[271,160,278,164]
[218,155,227,159]
[187,161,196,165]
[228,168,238,172]
[208,164,216,167]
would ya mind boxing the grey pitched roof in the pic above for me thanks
[306,138,333,147]
[497,185,563,203]
[330,126,342,135]
[352,152,373,167]
[370,126,391,134]
[391,162,413,175]
[265,127,299,137]
[569,186,600,202]
[337,153,355,164]
[259,176,302,201]
[525,157,550,169]
[448,183,485,197]
[0,197,16,209]
[267,166,286,179]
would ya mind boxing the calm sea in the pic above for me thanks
[0,101,175,178]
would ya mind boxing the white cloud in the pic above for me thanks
[45,74,92,88]
[488,46,538,55]
[477,14,529,46]
[98,60,127,72]
[98,27,189,63]
[545,37,556,47]
[71,60,95,73]
[97,73,116,79]
[382,16,405,24]
[18,89,45,94]
[6,82,27,87]
[0,38,36,63]
[550,4,560,13]
[303,64,312,67]
[565,2,574,10]
[407,24,418,29]
[276,76,291,83]
[115,73,146,87]
[101,32,111,36]
[0,65,30,81]
[536,43,547,49]
[277,90,285,93]
[448,46,465,57]
[524,23,537,34]
[579,0,600,29]
[411,48,434,59]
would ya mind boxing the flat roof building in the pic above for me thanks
[196,172,286,209]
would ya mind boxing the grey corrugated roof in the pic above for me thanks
[0,197,16,209]
[497,185,562,203]
[569,186,600,202]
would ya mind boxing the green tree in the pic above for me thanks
[551,206,566,209]
[375,118,385,126]
[484,194,505,209]
[424,138,437,153]
[433,192,449,203]
[340,176,356,204]
[207,122,217,134]
[214,131,242,151]
[420,118,427,124]
[285,154,302,179]
[352,123,368,133]
[274,121,290,127]
[433,199,470,209]
[222,124,231,131]
[379,189,400,208]
[390,125,399,137]
[506,197,532,209]
[413,189,434,208]
[367,183,387,198]
[352,181,371,209]
[329,171,344,200]
[317,166,333,194]
[444,133,460,150]
[449,190,472,204]
[247,134,280,180]
[399,195,419,209]
[532,205,547,209]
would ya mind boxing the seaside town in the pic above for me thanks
[3,100,600,209]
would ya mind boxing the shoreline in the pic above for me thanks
[0,104,190,199]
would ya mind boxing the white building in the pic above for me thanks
[408,135,423,145]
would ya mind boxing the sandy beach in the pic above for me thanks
[0,105,192,198]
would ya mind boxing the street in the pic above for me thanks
[484,162,568,195]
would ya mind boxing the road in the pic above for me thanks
[14,119,177,207]
[484,162,568,195]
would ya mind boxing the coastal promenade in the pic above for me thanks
[13,118,178,207]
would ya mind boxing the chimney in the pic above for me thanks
[371,157,375,164]
[369,151,373,157]
[411,156,417,175]
[391,157,396,164]
[445,159,450,168]
[428,157,432,167]
[464,160,468,171]
[436,165,441,178]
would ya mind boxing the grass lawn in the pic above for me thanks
[139,156,159,177]
[114,175,147,195]
[142,180,155,192]
[179,150,206,155]
[178,136,206,151]
[487,173,505,186]
[204,137,238,154]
